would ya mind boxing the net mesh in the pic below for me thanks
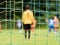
[0,0,60,45]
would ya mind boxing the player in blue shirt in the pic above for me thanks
[46,17,55,33]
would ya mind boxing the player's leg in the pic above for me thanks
[25,30,27,39]
[49,25,54,33]
[48,27,52,35]
[48,26,51,33]
[28,30,31,39]
[54,27,56,33]
[54,27,59,35]
[31,27,34,32]
[23,24,27,39]
[56,27,59,32]
[18,26,22,33]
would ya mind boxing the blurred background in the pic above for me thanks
[0,0,60,29]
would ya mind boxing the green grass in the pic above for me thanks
[0,29,60,45]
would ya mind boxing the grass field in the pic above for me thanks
[0,29,60,45]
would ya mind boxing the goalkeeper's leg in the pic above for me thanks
[25,30,27,39]
[28,30,31,39]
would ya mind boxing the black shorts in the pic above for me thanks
[23,24,31,30]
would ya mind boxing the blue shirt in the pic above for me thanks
[48,19,54,26]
